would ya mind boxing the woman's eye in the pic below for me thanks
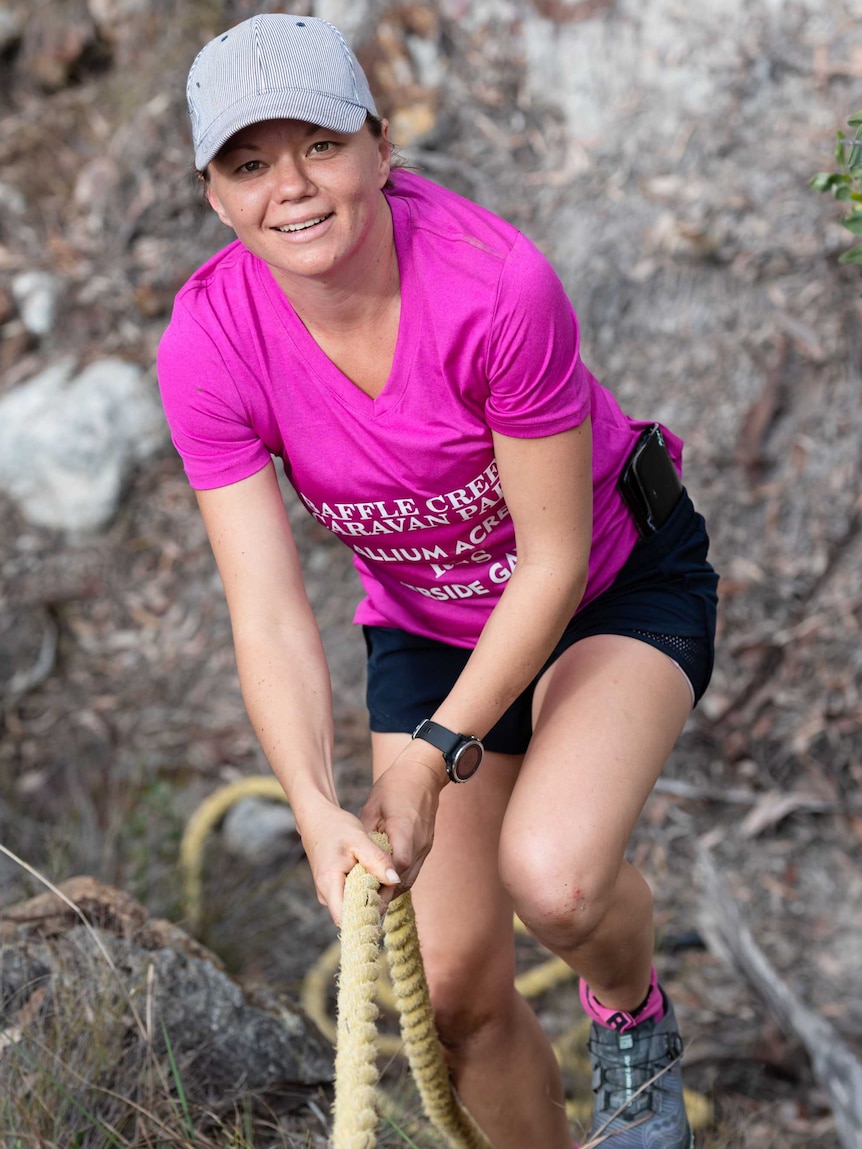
[310,141,334,155]
[237,159,263,174]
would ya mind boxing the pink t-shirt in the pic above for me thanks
[158,170,682,648]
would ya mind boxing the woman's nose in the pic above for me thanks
[273,156,315,199]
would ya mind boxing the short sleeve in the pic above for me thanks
[484,233,592,437]
[157,301,272,490]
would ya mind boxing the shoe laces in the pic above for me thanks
[590,1027,684,1117]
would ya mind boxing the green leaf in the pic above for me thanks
[847,111,862,127]
[842,214,862,234]
[162,1021,196,1140]
[382,1114,423,1148]
[838,244,862,263]
[811,172,849,192]
[836,185,853,201]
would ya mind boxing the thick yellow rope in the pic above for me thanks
[179,775,287,934]
[332,855,384,1148]
[332,831,492,1149]
[382,889,491,1148]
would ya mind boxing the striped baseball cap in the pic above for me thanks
[187,14,379,171]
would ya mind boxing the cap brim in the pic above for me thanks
[195,90,370,170]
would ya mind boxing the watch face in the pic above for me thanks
[452,740,483,781]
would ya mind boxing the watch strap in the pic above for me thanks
[412,719,462,759]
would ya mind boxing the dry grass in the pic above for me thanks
[0,978,301,1148]
[0,847,304,1149]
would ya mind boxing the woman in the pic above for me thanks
[159,14,717,1147]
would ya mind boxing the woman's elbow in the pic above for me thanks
[515,550,589,614]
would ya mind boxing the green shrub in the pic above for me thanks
[812,110,862,271]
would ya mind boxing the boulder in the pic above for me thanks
[0,877,333,1119]
[0,357,168,531]
[222,797,300,866]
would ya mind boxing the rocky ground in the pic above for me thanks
[2,0,862,1146]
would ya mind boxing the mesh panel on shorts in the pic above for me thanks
[630,629,703,684]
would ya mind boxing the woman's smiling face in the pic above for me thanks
[205,117,392,290]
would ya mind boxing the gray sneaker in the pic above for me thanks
[582,992,694,1148]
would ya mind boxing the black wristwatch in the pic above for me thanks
[412,719,484,784]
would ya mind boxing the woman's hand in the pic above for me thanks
[359,743,448,909]
[298,796,402,926]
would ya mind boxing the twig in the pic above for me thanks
[697,843,862,1149]
[1,608,58,711]
[653,776,862,814]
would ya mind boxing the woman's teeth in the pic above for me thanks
[277,215,329,233]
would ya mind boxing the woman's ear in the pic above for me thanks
[201,173,234,228]
[377,118,393,188]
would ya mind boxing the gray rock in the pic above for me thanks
[0,357,168,532]
[0,180,26,218]
[0,878,333,1111]
[11,270,61,337]
[222,797,300,865]
[0,7,21,53]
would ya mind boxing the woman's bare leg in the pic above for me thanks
[372,733,571,1149]
[500,634,693,1007]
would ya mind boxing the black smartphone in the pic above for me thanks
[618,423,683,537]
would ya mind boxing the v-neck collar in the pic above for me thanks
[255,193,417,419]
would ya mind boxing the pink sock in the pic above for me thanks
[579,965,665,1033]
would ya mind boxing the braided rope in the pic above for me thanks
[382,889,492,1149]
[331,832,492,1149]
[331,857,383,1148]
[179,775,287,934]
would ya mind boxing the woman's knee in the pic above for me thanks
[499,835,622,952]
[422,949,515,1060]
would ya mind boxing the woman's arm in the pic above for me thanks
[433,418,593,738]
[195,462,399,921]
[361,420,593,862]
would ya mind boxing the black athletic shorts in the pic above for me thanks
[364,489,718,755]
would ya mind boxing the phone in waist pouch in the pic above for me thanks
[618,423,684,537]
